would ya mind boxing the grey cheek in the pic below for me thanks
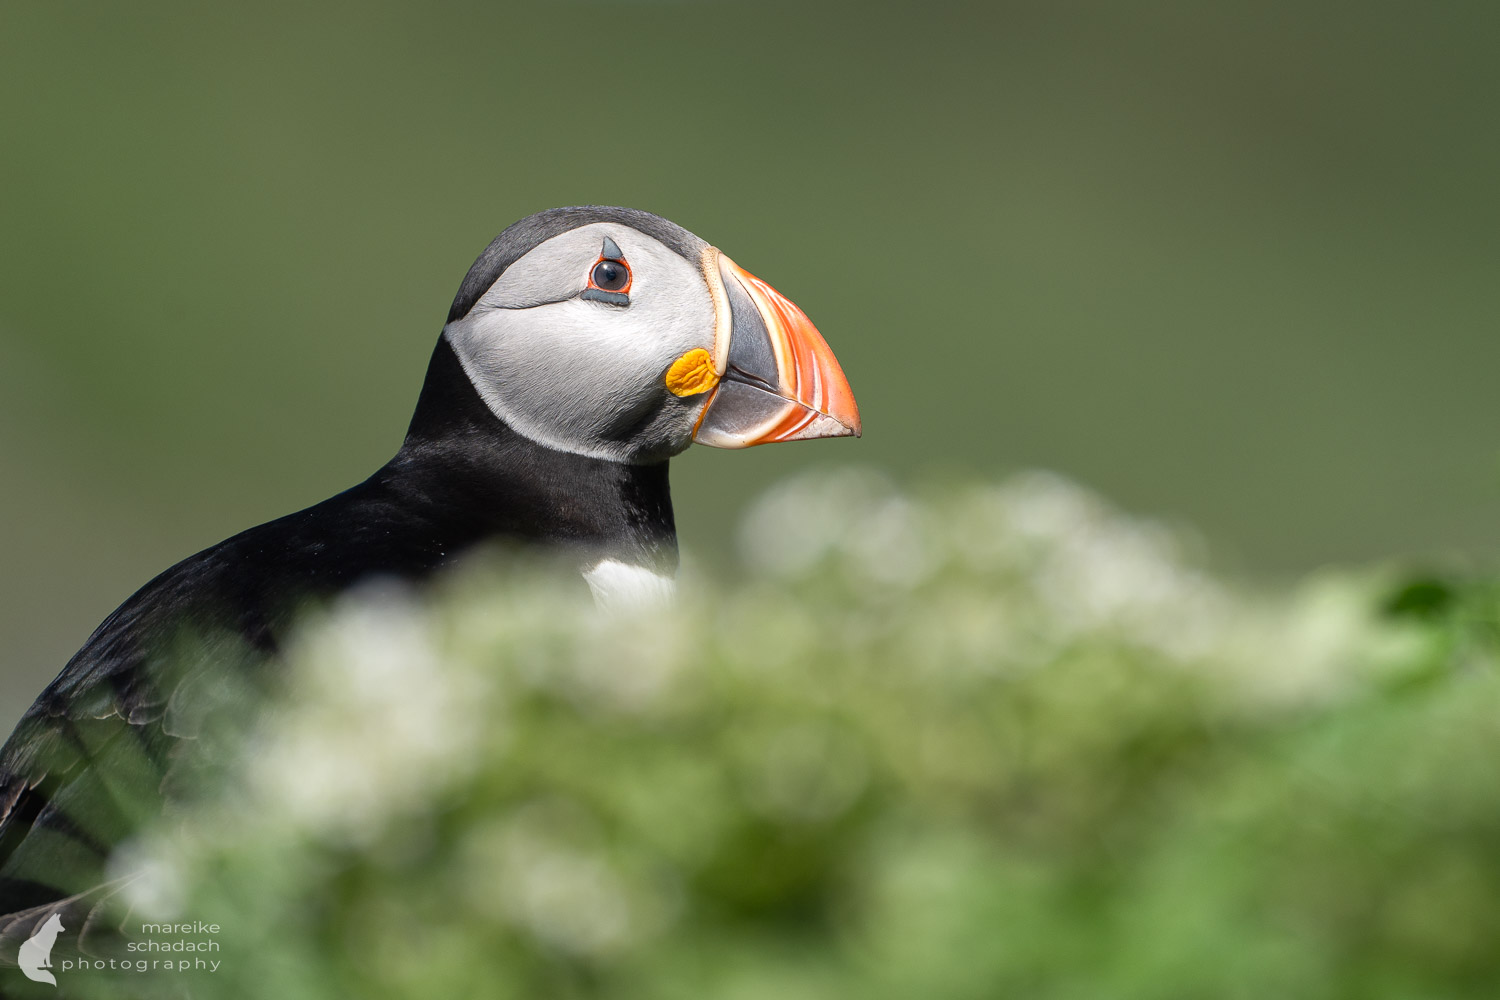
[598,390,666,444]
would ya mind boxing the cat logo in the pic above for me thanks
[19,913,64,987]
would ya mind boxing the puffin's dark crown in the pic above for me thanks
[447,206,708,324]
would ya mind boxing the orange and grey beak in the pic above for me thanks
[687,249,861,448]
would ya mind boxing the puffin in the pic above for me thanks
[0,206,859,931]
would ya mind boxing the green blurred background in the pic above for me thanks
[1,1,1497,726]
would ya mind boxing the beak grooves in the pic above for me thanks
[692,250,861,449]
[731,263,859,442]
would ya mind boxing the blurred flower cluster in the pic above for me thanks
[101,470,1500,999]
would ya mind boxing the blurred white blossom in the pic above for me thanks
[247,582,486,843]
[121,467,1451,1000]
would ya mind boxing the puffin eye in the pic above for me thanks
[591,259,629,291]
[581,236,632,305]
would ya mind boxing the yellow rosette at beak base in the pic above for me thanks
[665,348,720,397]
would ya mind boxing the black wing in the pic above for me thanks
[0,470,462,920]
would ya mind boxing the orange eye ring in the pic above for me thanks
[588,256,632,295]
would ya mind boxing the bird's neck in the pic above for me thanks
[379,338,678,573]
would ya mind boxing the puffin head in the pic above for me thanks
[441,206,860,464]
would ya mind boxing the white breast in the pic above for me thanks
[583,559,676,609]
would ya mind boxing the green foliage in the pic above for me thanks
[76,473,1500,999]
